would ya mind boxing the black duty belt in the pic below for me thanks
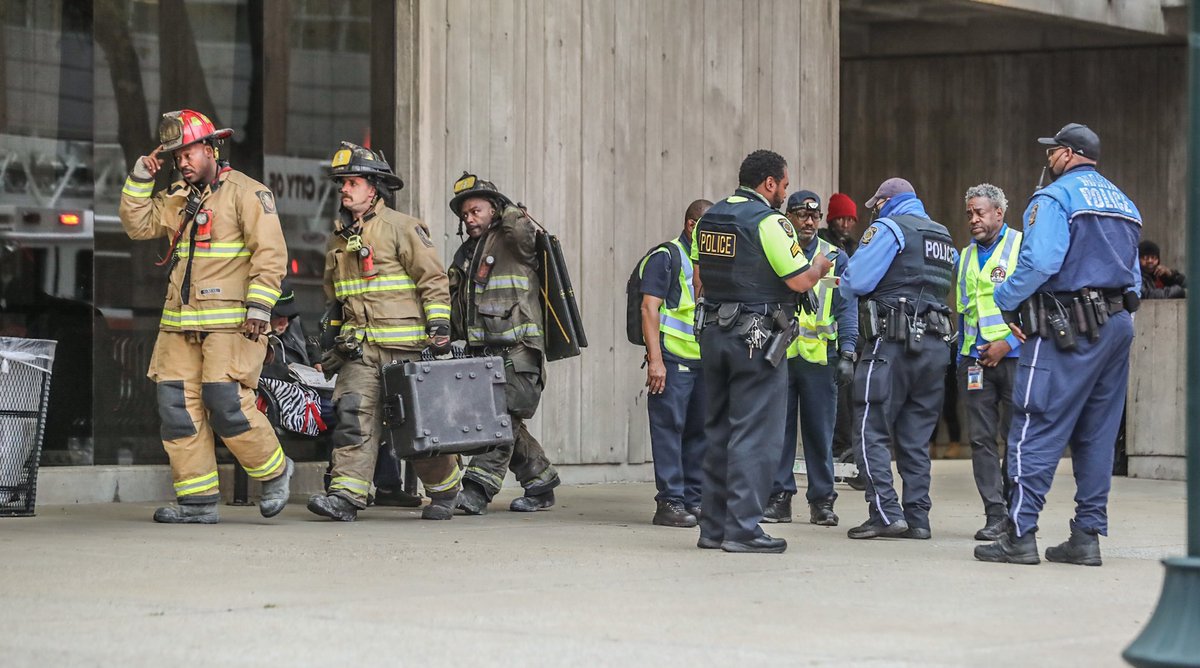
[1018,288,1131,350]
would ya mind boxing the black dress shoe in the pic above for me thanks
[846,518,909,539]
[761,491,793,523]
[1045,524,1102,566]
[898,527,931,539]
[372,485,424,508]
[697,535,722,549]
[974,515,1008,541]
[974,530,1040,565]
[653,500,698,528]
[809,499,839,526]
[721,534,787,554]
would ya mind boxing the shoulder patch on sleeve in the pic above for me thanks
[778,218,796,238]
[256,190,276,215]
[1027,203,1039,228]
[415,224,435,248]
[860,225,878,245]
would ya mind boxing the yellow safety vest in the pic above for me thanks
[787,238,838,364]
[956,227,1022,356]
[639,238,700,361]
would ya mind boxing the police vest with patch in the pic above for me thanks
[695,188,797,305]
[638,239,700,360]
[1027,166,1141,294]
[956,227,1022,356]
[787,237,838,364]
[867,213,955,306]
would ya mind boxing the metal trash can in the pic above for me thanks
[0,337,57,517]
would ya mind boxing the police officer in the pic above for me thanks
[762,190,858,527]
[955,184,1023,542]
[306,142,462,522]
[841,177,957,540]
[639,199,712,528]
[976,124,1140,567]
[448,173,561,515]
[120,109,292,524]
[691,150,832,554]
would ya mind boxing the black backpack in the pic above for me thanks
[625,242,683,345]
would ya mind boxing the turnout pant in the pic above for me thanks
[1007,312,1134,537]
[698,326,788,544]
[149,331,287,504]
[959,357,1015,519]
[647,360,706,508]
[327,342,462,508]
[463,344,559,499]
[852,336,948,530]
[772,356,838,503]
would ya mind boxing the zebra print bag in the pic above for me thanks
[256,376,327,437]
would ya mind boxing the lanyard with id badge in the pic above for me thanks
[967,363,984,391]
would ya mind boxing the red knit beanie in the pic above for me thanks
[827,192,857,222]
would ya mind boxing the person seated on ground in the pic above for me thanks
[1138,241,1185,299]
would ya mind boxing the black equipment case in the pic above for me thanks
[380,355,514,459]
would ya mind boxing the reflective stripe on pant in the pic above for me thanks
[959,357,1015,518]
[328,342,461,507]
[148,331,286,504]
[697,326,788,544]
[647,360,706,507]
[1006,312,1133,537]
[773,356,838,503]
[851,336,946,530]
[463,419,558,499]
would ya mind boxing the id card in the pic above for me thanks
[967,365,984,391]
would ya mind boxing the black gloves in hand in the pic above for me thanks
[836,352,856,387]
[427,320,451,354]
[320,348,346,378]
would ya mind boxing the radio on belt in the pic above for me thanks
[379,353,514,459]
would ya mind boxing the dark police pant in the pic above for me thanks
[772,356,838,503]
[959,356,1015,519]
[852,335,948,530]
[698,325,788,543]
[648,360,706,507]
[1007,312,1133,538]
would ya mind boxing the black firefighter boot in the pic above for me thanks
[1045,522,1103,566]
[153,503,219,524]
[510,489,555,512]
[974,528,1040,565]
[421,494,457,520]
[455,480,490,515]
[307,494,358,522]
[258,458,294,518]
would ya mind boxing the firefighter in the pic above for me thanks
[120,109,292,524]
[306,142,462,522]
[448,173,561,514]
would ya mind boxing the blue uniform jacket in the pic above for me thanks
[840,193,959,298]
[994,165,1141,311]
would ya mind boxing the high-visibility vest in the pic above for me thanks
[639,238,700,360]
[956,227,1022,356]
[787,238,838,364]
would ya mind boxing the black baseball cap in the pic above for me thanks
[1038,123,1101,160]
[786,190,821,212]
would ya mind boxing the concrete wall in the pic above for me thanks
[1126,299,1187,481]
[840,46,1187,269]
[411,0,840,467]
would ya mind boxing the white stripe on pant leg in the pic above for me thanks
[1010,337,1043,537]
[859,338,891,524]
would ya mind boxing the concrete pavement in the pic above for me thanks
[0,460,1187,667]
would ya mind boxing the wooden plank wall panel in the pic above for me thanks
[416,0,839,467]
[840,46,1187,264]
